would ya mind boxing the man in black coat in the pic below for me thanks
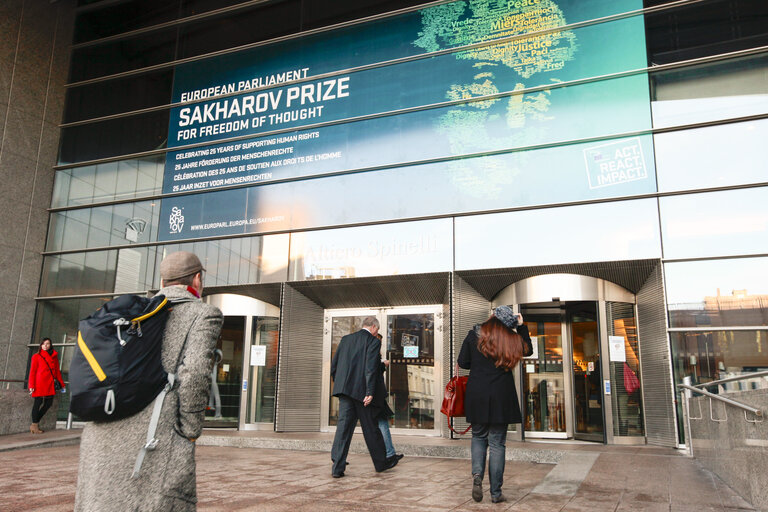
[330,316,398,477]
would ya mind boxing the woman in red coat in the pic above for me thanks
[28,337,65,434]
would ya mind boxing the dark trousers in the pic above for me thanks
[331,395,388,474]
[31,396,54,423]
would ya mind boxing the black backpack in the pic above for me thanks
[70,294,178,422]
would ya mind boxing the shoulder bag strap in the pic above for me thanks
[40,353,60,388]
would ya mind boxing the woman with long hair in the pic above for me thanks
[27,337,65,434]
[458,306,532,504]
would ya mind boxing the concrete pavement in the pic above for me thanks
[0,429,757,511]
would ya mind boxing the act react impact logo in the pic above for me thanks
[169,206,185,234]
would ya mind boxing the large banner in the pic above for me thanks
[160,0,651,241]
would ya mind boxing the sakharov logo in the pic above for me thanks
[169,206,185,234]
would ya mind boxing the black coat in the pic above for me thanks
[457,325,533,425]
[331,328,381,402]
[371,361,394,420]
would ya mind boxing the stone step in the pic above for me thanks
[197,432,568,464]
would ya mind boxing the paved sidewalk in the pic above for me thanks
[0,433,757,511]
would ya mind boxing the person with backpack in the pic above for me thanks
[74,251,223,512]
[458,306,532,504]
[27,337,65,434]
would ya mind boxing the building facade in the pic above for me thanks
[3,0,767,447]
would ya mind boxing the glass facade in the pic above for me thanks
[30,0,768,443]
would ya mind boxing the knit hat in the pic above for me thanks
[493,305,519,331]
[160,251,205,281]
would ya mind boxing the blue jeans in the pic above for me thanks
[378,416,396,458]
[471,423,507,499]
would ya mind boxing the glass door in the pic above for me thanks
[569,302,605,442]
[321,310,378,431]
[321,306,443,435]
[385,308,442,434]
[521,313,570,438]
[244,316,280,426]
[206,315,244,427]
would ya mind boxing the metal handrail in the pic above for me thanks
[691,370,768,389]
[679,384,762,417]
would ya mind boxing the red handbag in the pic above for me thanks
[441,370,471,434]
[623,363,640,394]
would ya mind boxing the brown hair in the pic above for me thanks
[38,337,52,353]
[476,316,524,370]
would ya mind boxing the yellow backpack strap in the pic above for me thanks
[77,331,107,382]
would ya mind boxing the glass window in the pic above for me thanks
[58,111,170,165]
[64,70,174,123]
[670,329,768,443]
[288,219,453,281]
[644,0,768,65]
[40,234,288,296]
[177,1,301,59]
[74,0,181,44]
[181,0,252,17]
[455,199,662,270]
[659,187,768,259]
[32,296,114,419]
[152,234,289,288]
[655,119,768,192]
[69,28,177,83]
[300,0,433,31]
[664,258,768,328]
[607,302,644,437]
[47,200,160,252]
[650,53,768,128]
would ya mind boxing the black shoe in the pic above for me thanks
[395,453,404,461]
[491,494,507,504]
[472,474,483,502]
[377,455,399,472]
[332,472,344,478]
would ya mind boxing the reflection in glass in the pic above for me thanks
[58,110,170,165]
[671,329,768,443]
[206,316,244,426]
[69,28,176,82]
[655,119,768,192]
[33,295,114,416]
[608,302,644,437]
[665,258,768,328]
[659,187,768,260]
[571,303,603,441]
[40,235,288,297]
[47,200,160,252]
[34,297,112,349]
[246,317,280,424]
[522,317,565,434]
[651,54,768,128]
[387,313,435,430]
[455,198,662,270]
[155,234,289,288]
[328,316,369,426]
[289,219,452,280]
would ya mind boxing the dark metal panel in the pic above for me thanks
[636,262,678,447]
[441,299,451,438]
[450,274,491,438]
[288,272,450,309]
[275,285,324,431]
[457,259,660,300]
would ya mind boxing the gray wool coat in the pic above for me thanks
[74,286,223,512]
